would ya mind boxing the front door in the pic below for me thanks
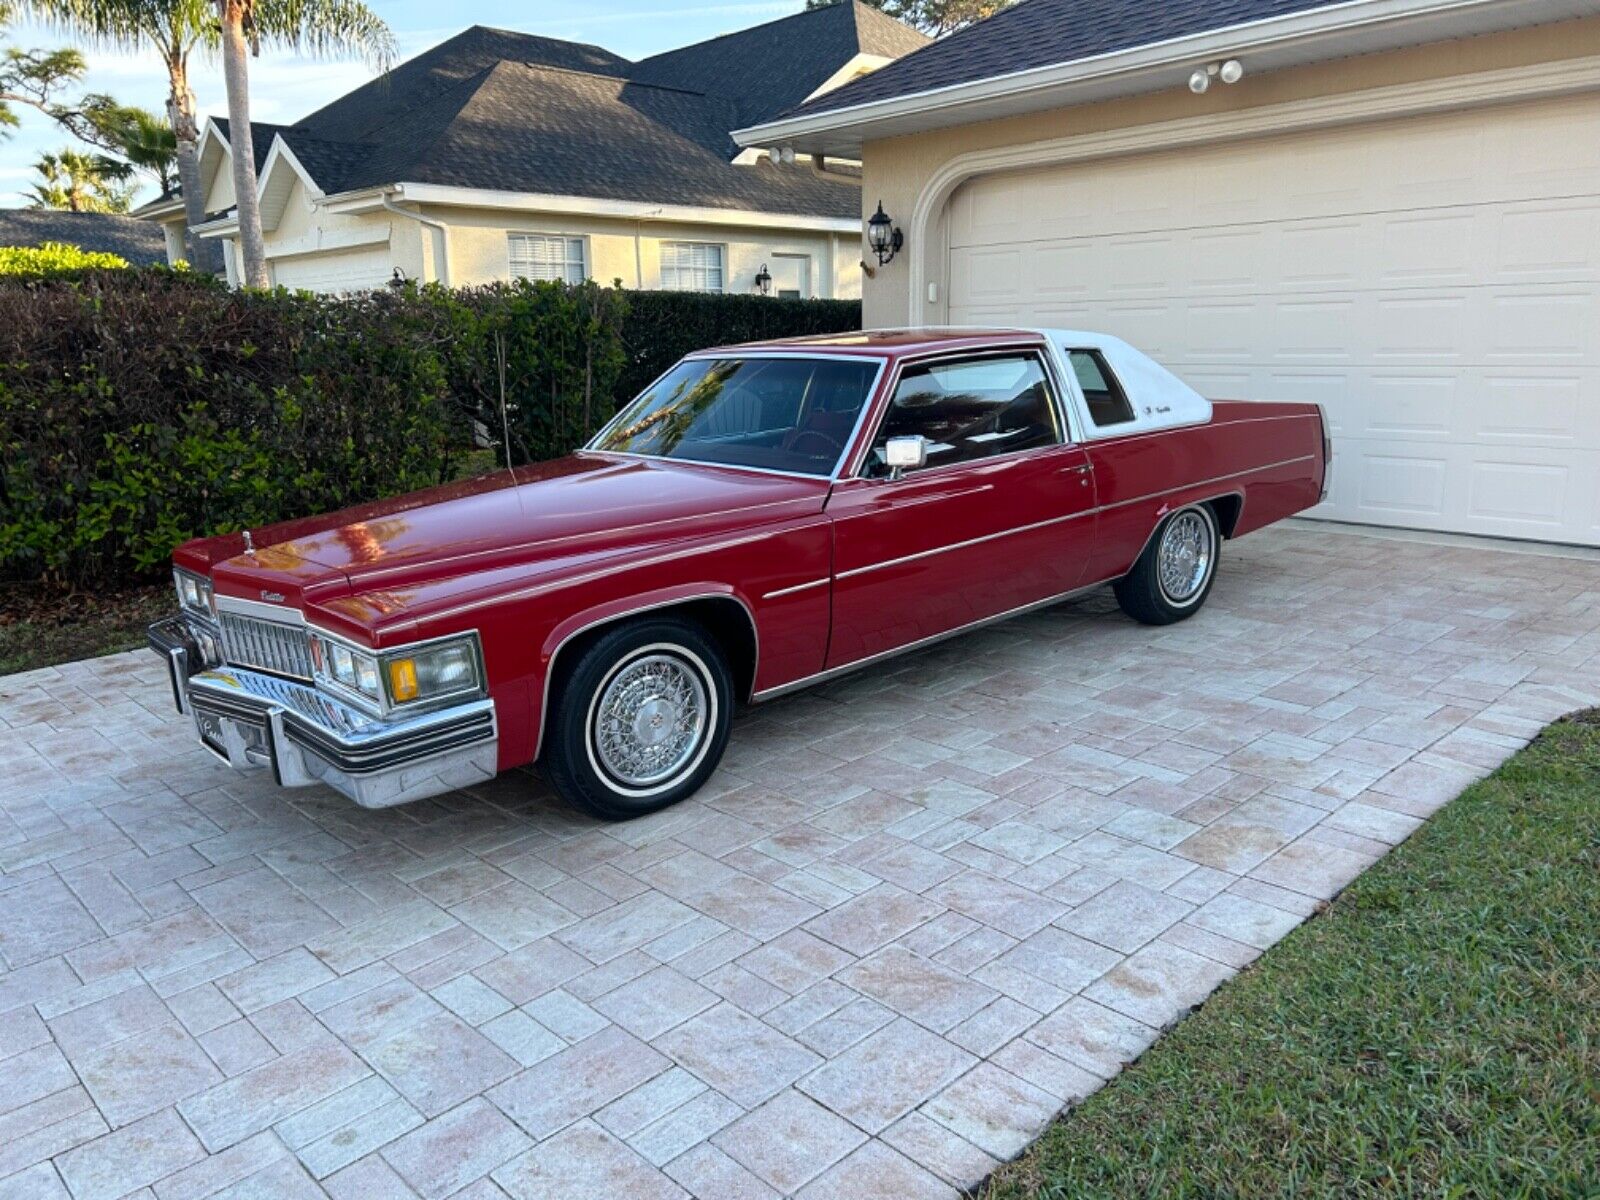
[824,348,1097,668]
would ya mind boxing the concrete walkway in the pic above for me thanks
[2,525,1597,1199]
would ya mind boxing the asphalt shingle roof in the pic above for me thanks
[630,1,930,128]
[785,0,1355,117]
[195,3,925,220]
[0,209,167,264]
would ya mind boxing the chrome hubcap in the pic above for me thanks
[1158,510,1213,603]
[592,653,708,788]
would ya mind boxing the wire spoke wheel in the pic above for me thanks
[1157,509,1214,604]
[589,651,709,790]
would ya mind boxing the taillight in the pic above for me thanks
[1316,404,1332,501]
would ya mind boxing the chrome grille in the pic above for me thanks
[218,612,314,681]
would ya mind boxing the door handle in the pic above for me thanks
[1058,464,1092,475]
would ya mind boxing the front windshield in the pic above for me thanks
[589,356,880,477]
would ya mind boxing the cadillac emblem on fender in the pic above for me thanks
[147,328,1331,818]
[260,591,286,603]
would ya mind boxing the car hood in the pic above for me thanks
[179,454,830,640]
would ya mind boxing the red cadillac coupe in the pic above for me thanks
[150,328,1329,818]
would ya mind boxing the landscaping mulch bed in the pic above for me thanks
[985,712,1600,1199]
[0,580,171,675]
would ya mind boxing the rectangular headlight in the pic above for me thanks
[308,631,383,706]
[173,569,215,618]
[383,636,483,709]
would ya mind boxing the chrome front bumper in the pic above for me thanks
[148,616,497,809]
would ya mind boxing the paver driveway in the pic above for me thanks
[2,525,1598,1200]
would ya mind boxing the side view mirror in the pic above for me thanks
[883,435,928,480]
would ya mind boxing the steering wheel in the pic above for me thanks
[784,429,843,460]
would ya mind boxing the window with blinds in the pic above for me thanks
[660,241,725,293]
[508,234,586,284]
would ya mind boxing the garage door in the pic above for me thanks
[271,245,393,294]
[946,94,1600,546]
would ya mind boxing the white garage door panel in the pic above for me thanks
[271,246,392,294]
[946,94,1600,545]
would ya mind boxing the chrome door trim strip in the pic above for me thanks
[835,507,1095,580]
[752,579,1104,702]
[762,578,831,600]
[829,455,1310,582]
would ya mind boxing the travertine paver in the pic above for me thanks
[2,525,1598,1198]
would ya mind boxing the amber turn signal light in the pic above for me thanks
[388,658,419,702]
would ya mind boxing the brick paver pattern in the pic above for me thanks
[2,526,1597,1199]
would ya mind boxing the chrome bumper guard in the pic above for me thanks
[149,618,497,809]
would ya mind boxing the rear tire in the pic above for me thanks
[544,617,733,820]
[1113,503,1220,626]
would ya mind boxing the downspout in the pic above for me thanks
[381,192,451,287]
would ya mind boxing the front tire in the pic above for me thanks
[1113,503,1220,626]
[544,617,733,820]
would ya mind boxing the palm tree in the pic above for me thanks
[215,0,394,287]
[21,0,392,278]
[28,145,133,210]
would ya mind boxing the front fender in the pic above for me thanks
[531,582,759,760]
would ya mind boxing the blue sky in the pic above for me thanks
[1,0,804,207]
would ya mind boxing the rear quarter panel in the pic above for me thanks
[1085,401,1325,581]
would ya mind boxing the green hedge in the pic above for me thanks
[0,270,860,587]
[616,290,861,399]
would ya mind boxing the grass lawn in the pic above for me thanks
[0,582,172,676]
[987,712,1600,1200]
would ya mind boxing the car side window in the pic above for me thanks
[864,352,1062,477]
[1069,349,1135,427]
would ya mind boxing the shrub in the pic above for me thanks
[0,241,131,276]
[0,271,859,587]
[616,291,861,400]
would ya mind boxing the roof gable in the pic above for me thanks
[294,25,632,144]
[630,0,929,126]
[333,60,862,218]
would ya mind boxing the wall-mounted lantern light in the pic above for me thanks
[866,201,902,267]
[754,263,772,295]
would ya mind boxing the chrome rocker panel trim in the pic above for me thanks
[151,622,497,809]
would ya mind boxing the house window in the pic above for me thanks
[508,234,586,283]
[661,241,725,293]
[1069,349,1135,427]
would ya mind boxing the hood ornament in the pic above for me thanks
[242,530,256,556]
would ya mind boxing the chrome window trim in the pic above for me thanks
[582,352,890,483]
[845,342,1075,482]
[532,591,759,761]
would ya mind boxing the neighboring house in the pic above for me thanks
[738,0,1600,548]
[0,209,167,265]
[136,4,927,298]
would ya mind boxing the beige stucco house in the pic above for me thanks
[138,5,926,297]
[738,0,1600,548]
